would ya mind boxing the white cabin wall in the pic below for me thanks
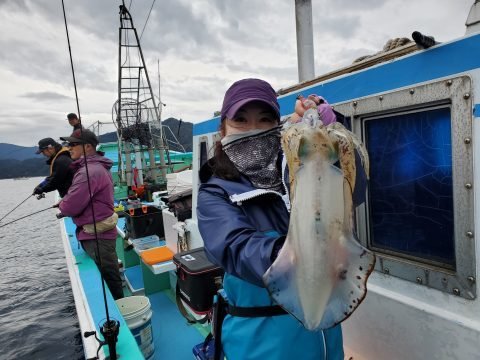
[191,131,218,221]
[189,131,219,249]
[343,274,480,359]
[190,134,201,221]
[343,69,480,360]
[466,1,480,35]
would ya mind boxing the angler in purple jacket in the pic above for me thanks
[58,129,123,300]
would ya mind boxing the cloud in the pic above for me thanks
[313,15,361,39]
[0,0,474,147]
[328,0,389,11]
[0,0,29,11]
[20,91,73,102]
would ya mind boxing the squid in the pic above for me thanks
[263,121,375,330]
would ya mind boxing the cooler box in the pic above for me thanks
[173,247,224,314]
[124,205,164,239]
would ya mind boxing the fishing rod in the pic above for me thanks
[0,194,33,223]
[61,1,119,359]
[0,206,55,229]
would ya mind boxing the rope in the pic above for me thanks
[353,37,412,63]
[61,0,112,323]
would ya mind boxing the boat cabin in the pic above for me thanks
[189,30,480,359]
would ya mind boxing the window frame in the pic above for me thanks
[332,76,475,299]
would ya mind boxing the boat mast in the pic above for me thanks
[116,2,168,187]
[295,0,315,82]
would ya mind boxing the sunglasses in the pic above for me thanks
[67,142,83,147]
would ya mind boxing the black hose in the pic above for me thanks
[412,31,437,49]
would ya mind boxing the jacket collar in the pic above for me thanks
[207,174,289,208]
[200,154,290,208]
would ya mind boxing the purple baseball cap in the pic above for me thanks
[220,78,280,121]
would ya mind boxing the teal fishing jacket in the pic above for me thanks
[197,154,363,359]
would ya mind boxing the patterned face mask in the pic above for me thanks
[222,127,283,192]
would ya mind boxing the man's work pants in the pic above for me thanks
[81,239,124,300]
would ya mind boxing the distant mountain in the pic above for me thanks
[163,118,193,152]
[0,143,43,161]
[0,158,48,180]
[0,118,194,179]
[98,132,118,143]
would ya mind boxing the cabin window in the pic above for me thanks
[332,76,475,299]
[365,107,455,268]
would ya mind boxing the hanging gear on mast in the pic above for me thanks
[114,3,172,187]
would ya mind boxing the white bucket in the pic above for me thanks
[116,296,155,359]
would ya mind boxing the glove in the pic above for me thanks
[33,186,43,195]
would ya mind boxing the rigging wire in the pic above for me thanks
[140,0,156,40]
[61,3,118,357]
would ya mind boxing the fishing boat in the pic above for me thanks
[59,1,480,359]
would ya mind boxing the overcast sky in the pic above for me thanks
[0,0,473,146]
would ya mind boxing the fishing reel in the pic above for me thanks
[84,319,120,360]
[36,193,45,200]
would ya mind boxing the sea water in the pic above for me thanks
[0,178,83,360]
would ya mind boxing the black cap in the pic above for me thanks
[36,138,58,154]
[67,113,78,120]
[60,129,99,147]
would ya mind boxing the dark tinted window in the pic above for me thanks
[200,140,208,167]
[365,107,455,267]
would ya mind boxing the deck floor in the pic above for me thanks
[64,216,207,359]
[150,290,206,359]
